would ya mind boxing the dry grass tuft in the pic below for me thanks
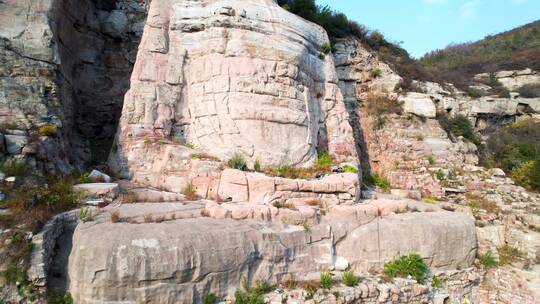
[110,211,120,223]
[143,214,153,223]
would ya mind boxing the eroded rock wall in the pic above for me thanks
[67,203,476,303]
[110,0,358,181]
[0,0,148,172]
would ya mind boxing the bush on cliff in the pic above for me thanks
[517,83,540,98]
[383,253,429,284]
[437,113,481,146]
[278,0,434,88]
[482,119,540,190]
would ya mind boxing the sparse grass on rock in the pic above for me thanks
[227,153,248,171]
[478,251,498,269]
[497,245,525,266]
[319,272,333,289]
[383,253,428,284]
[342,270,359,287]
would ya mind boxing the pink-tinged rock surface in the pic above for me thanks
[66,202,477,303]
[110,0,358,182]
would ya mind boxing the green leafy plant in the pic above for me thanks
[320,42,332,55]
[47,292,74,304]
[431,276,442,288]
[38,124,57,136]
[497,245,525,265]
[234,278,272,304]
[228,153,247,171]
[343,164,358,174]
[365,174,391,191]
[437,113,481,146]
[342,270,359,287]
[382,253,428,284]
[79,207,93,223]
[427,155,435,166]
[467,87,482,98]
[314,151,333,170]
[373,116,388,130]
[254,159,262,172]
[478,251,498,269]
[1,159,28,176]
[203,293,216,304]
[498,89,511,98]
[320,272,333,289]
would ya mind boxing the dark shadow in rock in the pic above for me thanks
[46,223,75,294]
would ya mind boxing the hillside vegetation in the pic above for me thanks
[420,21,540,90]
[281,1,539,92]
[277,0,432,88]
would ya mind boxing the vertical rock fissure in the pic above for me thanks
[52,0,149,165]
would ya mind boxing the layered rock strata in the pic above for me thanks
[66,202,477,303]
[110,0,358,183]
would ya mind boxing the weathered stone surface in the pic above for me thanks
[0,0,149,173]
[399,93,437,118]
[87,169,112,183]
[74,183,119,198]
[111,0,358,180]
[4,135,28,154]
[66,203,476,303]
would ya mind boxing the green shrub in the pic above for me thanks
[320,272,333,289]
[203,293,216,304]
[373,117,388,131]
[427,155,435,166]
[431,276,442,288]
[314,151,333,170]
[370,69,382,78]
[467,88,482,98]
[320,42,332,55]
[343,164,358,174]
[254,159,262,172]
[365,174,390,191]
[478,251,498,269]
[37,179,81,209]
[510,161,540,191]
[517,83,540,98]
[227,153,247,171]
[47,292,74,304]
[382,253,428,284]
[483,119,540,190]
[497,245,525,265]
[342,270,359,287]
[277,165,294,178]
[498,89,511,98]
[39,124,57,136]
[234,279,272,304]
[1,159,28,176]
[365,95,403,116]
[437,113,481,146]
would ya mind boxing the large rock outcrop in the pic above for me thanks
[110,0,358,182]
[67,202,477,303]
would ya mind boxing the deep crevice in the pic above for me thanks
[51,0,149,166]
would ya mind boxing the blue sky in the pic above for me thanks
[316,0,540,58]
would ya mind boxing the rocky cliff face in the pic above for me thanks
[109,0,358,182]
[0,0,148,173]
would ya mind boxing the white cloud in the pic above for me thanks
[460,0,482,20]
